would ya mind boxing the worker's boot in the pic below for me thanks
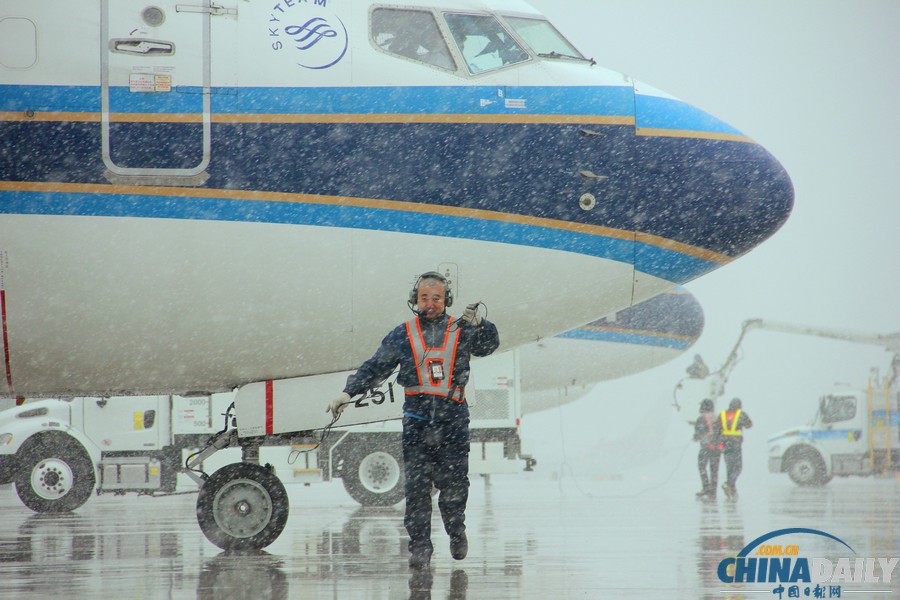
[409,548,432,569]
[450,532,468,560]
[722,483,736,500]
[408,539,433,569]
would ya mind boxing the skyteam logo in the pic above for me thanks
[718,528,898,598]
[267,0,349,70]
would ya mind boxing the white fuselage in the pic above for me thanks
[0,0,791,398]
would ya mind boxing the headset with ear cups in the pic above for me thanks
[408,271,454,309]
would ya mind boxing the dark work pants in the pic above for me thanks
[698,446,721,493]
[722,443,743,487]
[402,416,470,556]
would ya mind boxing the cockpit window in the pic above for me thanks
[502,16,584,60]
[443,13,529,74]
[371,8,455,71]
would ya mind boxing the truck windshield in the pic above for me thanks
[820,395,856,424]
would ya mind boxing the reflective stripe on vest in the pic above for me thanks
[720,409,743,436]
[404,316,461,399]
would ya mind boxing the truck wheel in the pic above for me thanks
[14,433,96,513]
[196,462,288,550]
[342,444,405,507]
[786,449,831,486]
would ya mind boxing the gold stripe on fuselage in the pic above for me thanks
[1,112,756,143]
[636,126,753,143]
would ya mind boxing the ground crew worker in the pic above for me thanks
[720,397,752,500]
[693,399,722,499]
[328,272,499,569]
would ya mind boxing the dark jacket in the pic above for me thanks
[343,313,499,421]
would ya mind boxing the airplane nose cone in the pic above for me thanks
[626,81,795,281]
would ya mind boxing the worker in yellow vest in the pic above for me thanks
[720,397,752,500]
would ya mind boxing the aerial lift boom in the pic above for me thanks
[673,318,900,420]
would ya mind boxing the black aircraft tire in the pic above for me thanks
[342,443,406,507]
[14,433,96,513]
[196,462,289,551]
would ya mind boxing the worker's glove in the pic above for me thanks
[327,392,352,417]
[460,303,483,327]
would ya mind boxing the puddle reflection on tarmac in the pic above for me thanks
[0,473,897,599]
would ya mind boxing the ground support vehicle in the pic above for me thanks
[768,376,899,485]
[0,353,533,529]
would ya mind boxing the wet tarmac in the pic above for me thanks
[1,472,898,599]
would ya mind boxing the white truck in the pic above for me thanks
[0,392,251,512]
[0,351,533,513]
[672,318,900,486]
[767,375,898,485]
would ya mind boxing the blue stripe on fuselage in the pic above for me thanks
[227,85,637,117]
[0,188,714,282]
[635,94,743,135]
[1,84,635,117]
[556,327,693,350]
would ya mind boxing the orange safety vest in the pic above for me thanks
[701,413,722,449]
[720,409,743,436]
[404,316,463,402]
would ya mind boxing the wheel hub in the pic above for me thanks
[212,479,273,538]
[359,451,401,492]
[31,459,74,500]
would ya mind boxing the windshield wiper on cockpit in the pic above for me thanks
[538,51,596,66]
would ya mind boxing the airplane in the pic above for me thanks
[0,0,792,548]
[519,287,704,415]
[0,0,792,400]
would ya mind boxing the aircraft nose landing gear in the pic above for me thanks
[195,462,289,550]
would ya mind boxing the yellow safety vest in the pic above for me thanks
[720,409,743,436]
[404,316,462,401]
